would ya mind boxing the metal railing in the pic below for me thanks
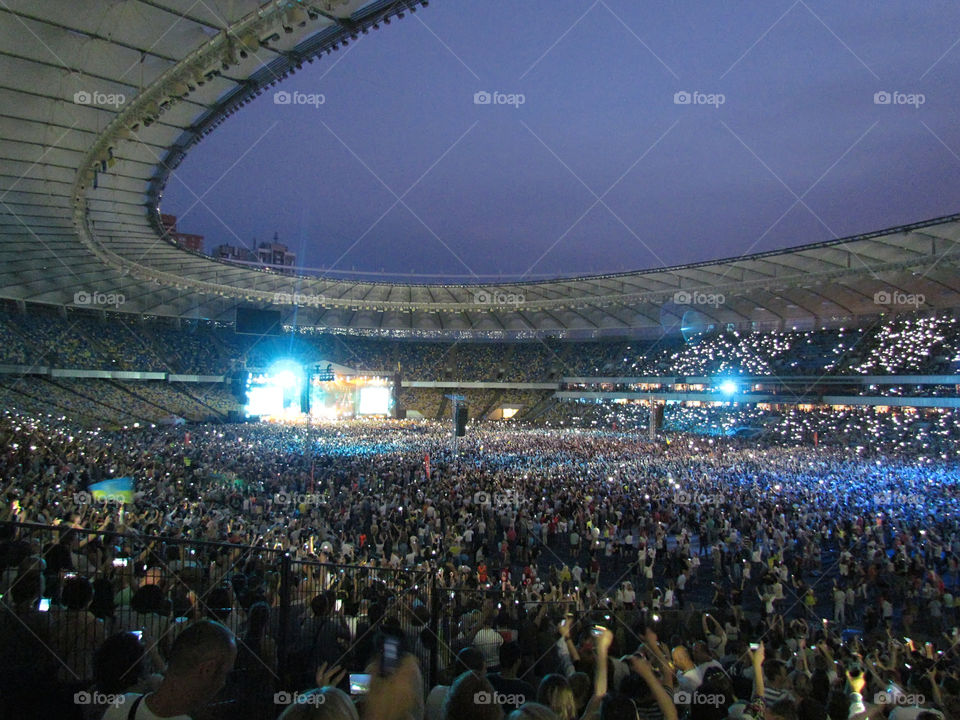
[0,521,433,697]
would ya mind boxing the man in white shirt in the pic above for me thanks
[472,615,505,672]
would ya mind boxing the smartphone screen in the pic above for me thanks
[335,599,343,612]
[112,558,128,568]
[349,673,371,694]
[38,598,50,612]
[380,635,400,676]
[132,630,143,640]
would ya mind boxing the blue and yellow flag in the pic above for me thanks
[88,477,134,504]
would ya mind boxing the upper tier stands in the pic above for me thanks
[1,303,958,381]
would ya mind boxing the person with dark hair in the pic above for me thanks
[101,619,237,720]
[537,674,577,720]
[205,584,240,633]
[762,659,795,707]
[441,670,503,720]
[93,632,158,695]
[427,646,487,720]
[50,574,105,684]
[0,563,77,720]
[88,632,162,720]
[90,575,117,620]
[116,582,172,670]
[303,593,351,684]
[599,694,640,720]
[790,673,826,720]
[227,601,277,720]
[568,672,592,716]
[489,641,535,713]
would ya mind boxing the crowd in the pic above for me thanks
[0,377,236,428]
[1,303,958,383]
[538,401,960,459]
[2,410,959,719]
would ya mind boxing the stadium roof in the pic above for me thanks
[2,0,960,338]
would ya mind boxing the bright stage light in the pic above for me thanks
[719,380,738,395]
[275,370,296,389]
[245,360,305,418]
[358,386,390,415]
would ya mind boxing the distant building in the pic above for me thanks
[213,244,256,262]
[211,233,296,274]
[160,214,205,253]
[256,233,296,274]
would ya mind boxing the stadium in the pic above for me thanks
[1,2,959,719]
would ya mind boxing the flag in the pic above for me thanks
[89,477,134,504]
[424,453,431,480]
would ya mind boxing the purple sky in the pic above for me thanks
[165,0,960,283]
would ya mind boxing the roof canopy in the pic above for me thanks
[2,0,959,337]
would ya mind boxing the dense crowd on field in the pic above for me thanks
[2,413,959,720]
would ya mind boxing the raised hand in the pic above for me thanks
[845,668,866,695]
[595,626,613,654]
[315,661,346,688]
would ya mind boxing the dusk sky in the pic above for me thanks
[165,0,960,283]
